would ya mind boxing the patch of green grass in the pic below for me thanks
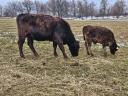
[0,18,128,96]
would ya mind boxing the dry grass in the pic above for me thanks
[0,18,128,96]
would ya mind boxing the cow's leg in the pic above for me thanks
[27,35,39,57]
[58,42,68,59]
[54,33,68,59]
[18,36,25,58]
[88,42,93,56]
[103,45,107,56]
[53,42,58,57]
[85,40,90,55]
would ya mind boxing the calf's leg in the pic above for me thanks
[18,36,25,58]
[85,40,90,55]
[88,42,93,56]
[102,45,107,56]
[27,35,39,57]
[53,42,58,57]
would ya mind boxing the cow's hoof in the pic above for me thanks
[90,54,94,57]
[87,54,90,56]
[21,56,25,59]
[34,53,39,57]
[64,56,68,60]
[104,54,107,57]
[87,52,90,55]
[70,62,79,66]
[35,55,39,58]
[20,54,25,58]
[54,54,58,57]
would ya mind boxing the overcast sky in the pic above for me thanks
[0,0,47,6]
[0,0,127,7]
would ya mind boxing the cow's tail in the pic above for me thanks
[16,14,23,35]
[16,16,21,37]
[82,27,86,40]
[16,14,25,26]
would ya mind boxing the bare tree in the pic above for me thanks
[99,0,108,17]
[3,2,17,17]
[70,0,77,17]
[77,1,84,18]
[34,0,41,14]
[2,0,127,18]
[88,2,96,18]
[48,0,69,17]
[83,0,89,18]
[111,0,126,18]
[34,0,47,14]
[22,0,33,13]
[56,0,64,17]
[61,0,69,17]
[0,5,3,16]
[107,6,111,16]
[40,3,47,14]
[126,3,128,16]
[48,0,57,15]
[16,1,24,14]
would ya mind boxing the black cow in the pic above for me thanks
[16,14,79,59]
[83,25,118,56]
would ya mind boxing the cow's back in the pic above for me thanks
[16,14,76,43]
[16,14,58,40]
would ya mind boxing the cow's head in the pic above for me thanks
[68,40,80,57]
[109,42,119,55]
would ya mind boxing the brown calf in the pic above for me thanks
[83,25,118,56]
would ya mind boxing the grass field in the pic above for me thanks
[0,18,128,96]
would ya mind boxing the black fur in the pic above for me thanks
[110,41,118,55]
[17,13,80,58]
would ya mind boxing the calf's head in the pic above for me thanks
[68,40,80,57]
[109,42,118,55]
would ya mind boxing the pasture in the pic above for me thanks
[0,18,128,96]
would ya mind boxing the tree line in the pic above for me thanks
[0,0,127,18]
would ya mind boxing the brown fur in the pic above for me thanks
[83,25,118,56]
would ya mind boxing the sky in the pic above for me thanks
[0,0,47,6]
[0,0,127,7]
